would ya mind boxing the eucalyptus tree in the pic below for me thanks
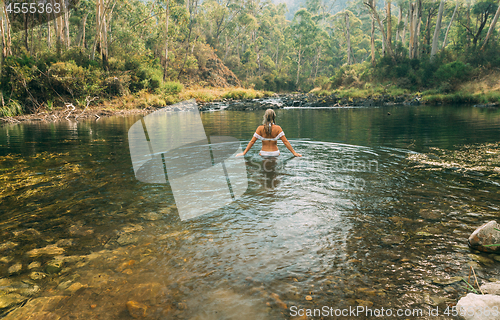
[458,0,498,47]
[430,0,444,59]
[481,0,500,49]
[290,8,320,88]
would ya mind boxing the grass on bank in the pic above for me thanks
[310,83,410,100]
[94,86,273,111]
[0,86,273,117]
[310,71,500,105]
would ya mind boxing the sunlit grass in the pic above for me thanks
[314,84,409,100]
[0,100,23,117]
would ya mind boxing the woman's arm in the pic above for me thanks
[281,135,302,157]
[236,136,258,157]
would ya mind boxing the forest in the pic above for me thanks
[1,0,500,116]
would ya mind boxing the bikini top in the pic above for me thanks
[253,130,285,141]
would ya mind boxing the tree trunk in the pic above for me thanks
[387,1,392,52]
[91,0,113,63]
[409,2,414,56]
[92,0,103,60]
[424,5,435,51]
[415,0,422,58]
[101,2,108,68]
[47,19,52,49]
[430,0,445,59]
[56,0,64,48]
[402,11,408,43]
[77,14,88,48]
[442,0,458,49]
[345,11,352,65]
[0,0,10,57]
[63,0,70,48]
[371,16,375,64]
[466,1,470,46]
[23,13,29,51]
[314,45,321,79]
[2,1,12,56]
[296,43,301,89]
[481,2,500,50]
[410,0,422,58]
[396,5,402,43]
[163,0,170,81]
[365,0,394,58]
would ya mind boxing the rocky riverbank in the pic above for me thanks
[3,91,498,125]
[199,93,423,111]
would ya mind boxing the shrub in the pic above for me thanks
[104,75,131,96]
[433,61,471,85]
[0,100,23,117]
[162,81,183,95]
[47,61,103,97]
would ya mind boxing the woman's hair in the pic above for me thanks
[262,109,276,136]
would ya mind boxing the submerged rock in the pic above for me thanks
[12,228,41,241]
[0,241,18,252]
[456,293,500,320]
[55,239,73,247]
[2,295,67,320]
[8,263,22,275]
[117,234,139,246]
[140,212,162,221]
[26,244,65,257]
[69,222,94,236]
[0,293,27,310]
[126,300,148,318]
[381,235,404,245]
[0,256,13,264]
[46,259,64,274]
[29,271,47,281]
[431,276,462,285]
[468,221,500,253]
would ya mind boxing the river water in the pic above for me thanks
[1,105,500,319]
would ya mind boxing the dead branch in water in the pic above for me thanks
[76,96,99,120]
[65,103,76,120]
[0,116,21,123]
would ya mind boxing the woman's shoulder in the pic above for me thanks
[273,124,283,132]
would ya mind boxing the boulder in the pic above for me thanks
[456,293,500,320]
[468,221,500,253]
[481,282,500,295]
[126,300,148,319]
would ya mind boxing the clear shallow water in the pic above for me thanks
[1,105,500,319]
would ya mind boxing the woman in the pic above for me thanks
[236,109,302,157]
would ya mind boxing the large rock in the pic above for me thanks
[456,293,500,320]
[468,221,500,253]
[26,244,65,257]
[126,301,148,319]
[481,281,500,295]
[0,293,27,310]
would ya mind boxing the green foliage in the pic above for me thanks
[434,61,472,86]
[0,100,23,117]
[3,0,500,112]
[162,81,184,95]
[48,61,103,98]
